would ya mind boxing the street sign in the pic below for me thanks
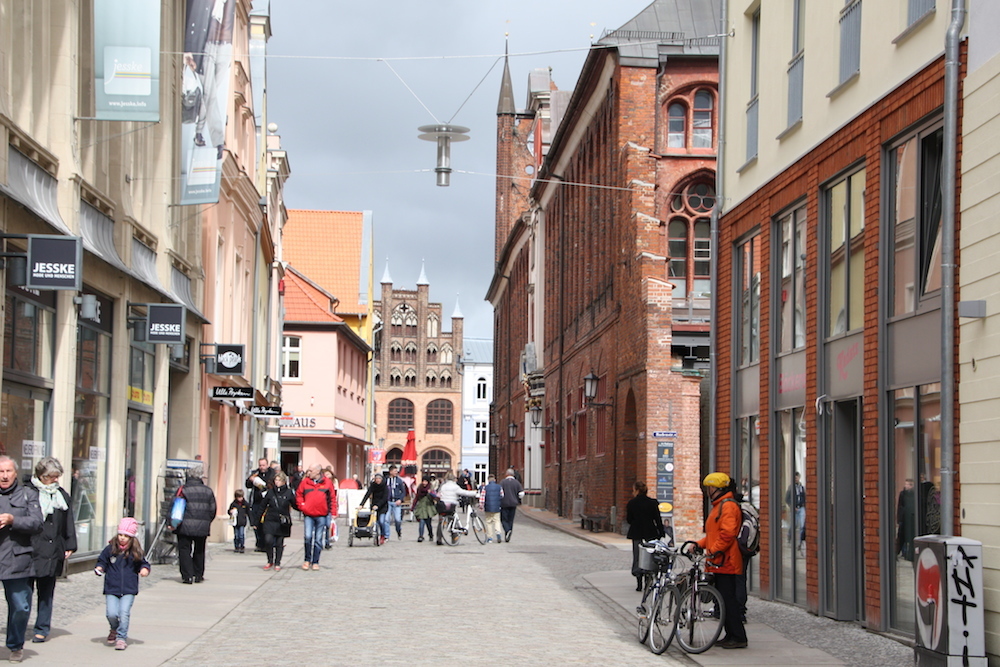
[652,431,677,439]
[248,405,281,417]
[210,386,253,399]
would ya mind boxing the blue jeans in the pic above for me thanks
[378,510,391,540]
[386,502,403,536]
[303,515,329,563]
[30,576,57,638]
[106,594,136,641]
[233,525,246,550]
[3,578,31,650]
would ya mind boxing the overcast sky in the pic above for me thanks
[267,1,651,340]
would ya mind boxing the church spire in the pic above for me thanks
[497,35,516,115]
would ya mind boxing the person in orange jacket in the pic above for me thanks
[695,472,747,649]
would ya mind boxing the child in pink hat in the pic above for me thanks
[94,518,151,650]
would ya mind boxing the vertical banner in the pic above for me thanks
[179,0,237,205]
[93,0,160,121]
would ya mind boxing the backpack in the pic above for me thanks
[719,498,760,559]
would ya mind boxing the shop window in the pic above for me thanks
[777,205,807,353]
[73,318,111,553]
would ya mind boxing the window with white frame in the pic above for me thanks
[476,377,488,400]
[475,420,487,445]
[282,336,301,379]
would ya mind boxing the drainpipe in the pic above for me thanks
[709,0,728,472]
[939,0,964,538]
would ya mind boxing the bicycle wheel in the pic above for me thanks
[471,513,487,544]
[637,588,654,644]
[442,516,461,546]
[674,583,724,654]
[648,584,680,654]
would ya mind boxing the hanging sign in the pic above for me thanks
[26,235,83,291]
[93,0,160,121]
[146,304,185,344]
[211,386,253,399]
[249,405,281,417]
[213,344,245,376]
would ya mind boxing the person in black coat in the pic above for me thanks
[359,474,389,543]
[28,458,77,644]
[626,480,666,591]
[174,466,216,584]
[245,458,275,552]
[261,472,295,571]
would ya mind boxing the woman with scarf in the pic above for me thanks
[28,457,77,643]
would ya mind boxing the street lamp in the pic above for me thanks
[530,405,542,427]
[417,124,470,187]
[508,421,518,440]
[583,371,613,407]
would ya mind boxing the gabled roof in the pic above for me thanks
[597,0,720,64]
[284,210,365,315]
[283,266,343,324]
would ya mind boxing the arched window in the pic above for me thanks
[693,90,714,148]
[440,370,453,388]
[427,314,439,338]
[374,371,380,387]
[388,398,414,432]
[389,370,402,387]
[476,377,488,400]
[404,311,418,337]
[390,342,401,362]
[666,180,715,301]
[426,399,453,434]
[668,103,686,148]
[440,345,453,364]
[425,372,437,388]
[404,343,417,363]
[404,369,417,387]
[426,344,438,363]
[390,310,403,336]
[421,449,451,473]
[386,447,402,466]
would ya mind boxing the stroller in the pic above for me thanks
[348,503,381,547]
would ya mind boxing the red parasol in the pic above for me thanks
[401,430,418,476]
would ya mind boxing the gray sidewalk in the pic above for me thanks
[520,506,913,667]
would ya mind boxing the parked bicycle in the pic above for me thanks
[439,497,487,546]
[672,540,725,653]
[635,539,682,654]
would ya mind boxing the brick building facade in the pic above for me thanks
[489,1,718,538]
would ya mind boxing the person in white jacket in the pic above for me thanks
[435,472,477,545]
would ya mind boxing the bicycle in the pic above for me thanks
[635,539,682,654]
[438,497,486,546]
[673,540,725,654]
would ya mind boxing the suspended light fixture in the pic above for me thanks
[417,124,470,187]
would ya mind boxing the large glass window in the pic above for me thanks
[667,183,714,302]
[737,234,762,366]
[776,407,807,604]
[692,91,714,148]
[73,323,111,553]
[0,384,50,479]
[128,340,155,408]
[826,168,866,337]
[3,291,55,378]
[426,399,453,434]
[890,383,941,633]
[736,416,761,591]
[777,205,807,353]
[387,398,414,432]
[888,125,943,317]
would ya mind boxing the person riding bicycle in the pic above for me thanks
[693,472,747,650]
[435,472,477,545]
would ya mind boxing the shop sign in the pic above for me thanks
[25,235,82,291]
[249,405,281,417]
[211,386,253,400]
[213,344,244,375]
[128,385,153,406]
[146,304,185,344]
[369,449,386,465]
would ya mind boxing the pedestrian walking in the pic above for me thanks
[321,468,340,548]
[245,458,274,552]
[434,472,477,546]
[261,472,294,571]
[499,468,525,543]
[479,474,504,543]
[28,457,77,644]
[227,490,250,553]
[0,456,43,663]
[174,466,216,584]
[359,473,389,545]
[385,465,407,540]
[625,480,665,590]
[411,478,436,543]
[696,472,747,650]
[94,518,151,651]
[296,465,335,571]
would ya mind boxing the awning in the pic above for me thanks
[80,202,130,274]
[131,237,182,304]
[0,147,73,235]
[171,266,209,323]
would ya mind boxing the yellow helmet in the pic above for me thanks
[702,472,731,488]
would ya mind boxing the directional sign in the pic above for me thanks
[248,405,281,417]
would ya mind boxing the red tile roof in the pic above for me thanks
[284,210,366,315]
[283,267,343,323]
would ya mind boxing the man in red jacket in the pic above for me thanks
[295,466,335,571]
[696,472,747,649]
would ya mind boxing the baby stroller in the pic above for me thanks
[348,503,381,547]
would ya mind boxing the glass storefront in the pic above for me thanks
[126,334,155,543]
[73,306,112,553]
[776,407,807,605]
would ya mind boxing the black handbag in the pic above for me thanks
[279,513,292,526]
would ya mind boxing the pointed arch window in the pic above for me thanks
[427,344,438,363]
[390,342,402,362]
[404,343,417,364]
[389,369,402,387]
[425,371,437,388]
[441,345,453,365]
[440,370,453,388]
[427,314,439,338]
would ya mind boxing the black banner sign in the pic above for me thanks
[146,304,185,344]
[214,344,244,376]
[26,235,82,291]
[249,405,281,417]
